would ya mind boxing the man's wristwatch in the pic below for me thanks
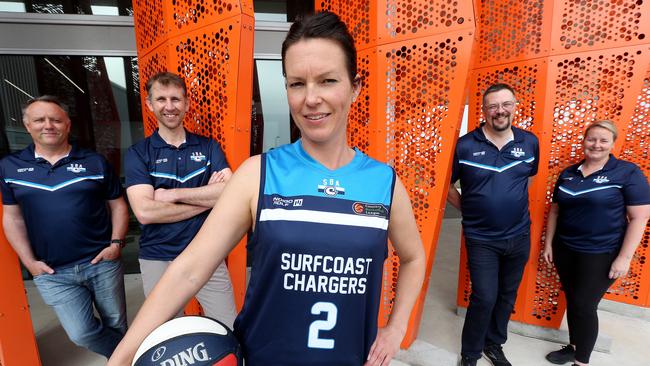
[110,239,126,249]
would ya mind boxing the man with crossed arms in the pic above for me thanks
[125,72,236,326]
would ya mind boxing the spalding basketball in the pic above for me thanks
[132,316,243,366]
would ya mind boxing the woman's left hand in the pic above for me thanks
[609,255,632,279]
[364,325,405,366]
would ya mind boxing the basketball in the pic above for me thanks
[132,316,243,366]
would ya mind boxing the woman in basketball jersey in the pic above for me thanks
[109,11,425,366]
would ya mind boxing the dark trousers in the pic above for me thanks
[461,232,530,359]
[553,241,617,364]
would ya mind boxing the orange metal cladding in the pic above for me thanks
[316,0,476,346]
[132,0,255,312]
[606,66,650,306]
[0,203,41,365]
[458,0,650,328]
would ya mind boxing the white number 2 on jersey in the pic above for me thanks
[307,302,338,349]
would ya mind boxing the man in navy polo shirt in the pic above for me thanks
[0,96,128,358]
[125,72,236,326]
[448,83,539,366]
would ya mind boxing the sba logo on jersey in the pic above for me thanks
[190,152,206,162]
[67,164,86,173]
[318,178,345,196]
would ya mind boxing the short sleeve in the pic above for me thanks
[530,135,539,177]
[450,147,460,184]
[623,165,650,206]
[101,157,123,200]
[209,140,229,173]
[551,173,563,203]
[0,164,17,205]
[124,146,152,188]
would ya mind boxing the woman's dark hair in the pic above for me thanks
[281,11,357,83]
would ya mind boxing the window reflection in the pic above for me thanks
[0,55,143,177]
[0,0,133,15]
[254,59,291,152]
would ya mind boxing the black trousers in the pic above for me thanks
[461,232,530,359]
[553,241,617,364]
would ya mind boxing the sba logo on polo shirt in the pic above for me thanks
[510,147,526,158]
[593,176,609,184]
[67,164,86,173]
[190,152,206,162]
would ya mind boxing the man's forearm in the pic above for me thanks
[165,182,226,208]
[109,198,129,240]
[447,184,462,211]
[3,214,37,265]
[133,200,209,225]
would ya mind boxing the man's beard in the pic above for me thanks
[490,113,511,131]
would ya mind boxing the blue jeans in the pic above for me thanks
[33,259,127,358]
[461,232,530,359]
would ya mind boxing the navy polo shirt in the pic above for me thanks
[125,130,229,260]
[0,145,122,270]
[553,155,650,253]
[451,126,539,240]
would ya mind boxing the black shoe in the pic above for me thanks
[545,345,576,364]
[458,355,477,366]
[482,344,512,366]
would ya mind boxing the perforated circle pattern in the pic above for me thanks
[173,25,235,150]
[348,51,372,152]
[384,37,465,223]
[318,0,372,47]
[475,0,545,64]
[133,0,165,53]
[606,69,650,301]
[558,0,646,50]
[385,0,467,38]
[171,0,238,31]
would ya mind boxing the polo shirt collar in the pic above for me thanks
[574,154,618,174]
[19,143,82,162]
[473,123,524,143]
[150,128,199,149]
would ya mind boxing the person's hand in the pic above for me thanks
[609,255,632,279]
[208,169,232,184]
[542,243,553,265]
[364,325,405,366]
[154,187,176,202]
[91,244,121,264]
[25,260,54,276]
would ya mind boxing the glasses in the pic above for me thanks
[484,101,516,113]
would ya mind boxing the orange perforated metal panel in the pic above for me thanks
[0,205,41,366]
[460,0,650,329]
[317,0,475,346]
[606,66,650,305]
[132,0,254,312]
[549,0,649,55]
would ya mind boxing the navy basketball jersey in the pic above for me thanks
[234,141,395,366]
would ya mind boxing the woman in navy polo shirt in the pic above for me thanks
[542,120,650,366]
